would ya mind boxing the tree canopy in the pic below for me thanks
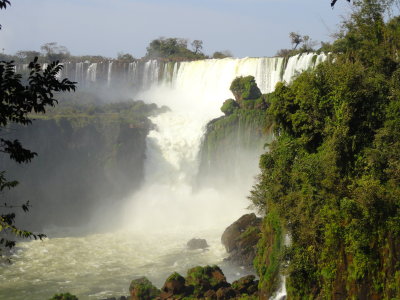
[251,0,400,298]
[145,37,207,60]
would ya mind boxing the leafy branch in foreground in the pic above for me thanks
[0,58,76,258]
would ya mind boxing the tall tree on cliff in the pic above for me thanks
[0,0,76,258]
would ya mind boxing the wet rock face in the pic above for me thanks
[221,213,262,267]
[187,238,209,250]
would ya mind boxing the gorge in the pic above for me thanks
[0,54,326,300]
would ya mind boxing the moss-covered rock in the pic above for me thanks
[215,286,237,300]
[48,293,78,300]
[186,265,228,297]
[161,272,186,296]
[221,214,262,267]
[230,76,261,102]
[129,277,160,300]
[231,275,258,295]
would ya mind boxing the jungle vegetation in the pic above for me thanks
[250,0,400,298]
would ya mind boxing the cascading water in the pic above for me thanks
[1,54,326,300]
[86,63,97,83]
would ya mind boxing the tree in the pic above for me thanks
[0,0,10,29]
[299,35,317,52]
[0,1,76,258]
[40,42,70,62]
[289,32,303,49]
[145,37,206,60]
[212,50,233,59]
[191,40,203,54]
[16,50,41,63]
[117,52,135,62]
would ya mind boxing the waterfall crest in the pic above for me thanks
[14,53,326,93]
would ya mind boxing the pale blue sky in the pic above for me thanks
[0,0,351,58]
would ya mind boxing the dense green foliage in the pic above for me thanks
[145,37,207,61]
[230,76,262,102]
[250,1,400,298]
[220,98,239,115]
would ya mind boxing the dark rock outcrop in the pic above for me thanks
[187,238,209,250]
[221,213,262,267]
[216,286,236,300]
[160,272,186,298]
[129,277,160,300]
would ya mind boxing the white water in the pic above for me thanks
[1,54,325,300]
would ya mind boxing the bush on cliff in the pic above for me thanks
[221,99,239,115]
[230,76,262,102]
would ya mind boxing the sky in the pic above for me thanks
[0,0,352,59]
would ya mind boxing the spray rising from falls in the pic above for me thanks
[121,53,327,233]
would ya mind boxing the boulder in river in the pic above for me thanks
[187,238,209,250]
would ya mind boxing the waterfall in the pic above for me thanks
[1,54,326,300]
[122,53,326,233]
[86,63,97,82]
[107,61,113,87]
[75,62,85,85]
[125,54,323,297]
[29,53,325,93]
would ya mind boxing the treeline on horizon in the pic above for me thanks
[1,31,326,65]
[0,39,232,64]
